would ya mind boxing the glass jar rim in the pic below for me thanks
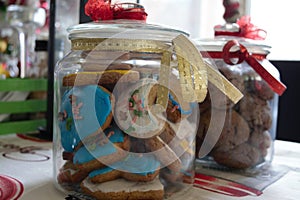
[194,36,271,55]
[67,20,189,43]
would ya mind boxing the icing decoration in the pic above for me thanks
[59,90,81,152]
[73,124,125,164]
[73,141,116,164]
[168,93,196,115]
[82,177,163,193]
[59,85,113,151]
[89,153,160,176]
[114,78,165,139]
[85,0,147,21]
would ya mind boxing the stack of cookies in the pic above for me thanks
[56,53,197,200]
[197,61,274,169]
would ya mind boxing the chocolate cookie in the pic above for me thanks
[197,109,250,153]
[238,93,272,130]
[211,142,260,169]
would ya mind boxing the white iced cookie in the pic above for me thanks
[114,78,165,139]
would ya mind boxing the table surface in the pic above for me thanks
[0,134,299,200]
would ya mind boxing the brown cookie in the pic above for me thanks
[145,136,182,176]
[81,177,164,200]
[57,161,88,184]
[197,109,250,153]
[73,129,130,173]
[248,128,272,158]
[211,142,260,169]
[88,154,161,184]
[238,93,272,130]
[247,79,275,100]
[62,70,140,87]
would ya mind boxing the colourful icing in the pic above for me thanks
[89,167,114,178]
[169,93,196,115]
[115,79,164,138]
[73,123,126,165]
[73,142,117,164]
[73,85,112,140]
[88,153,160,177]
[59,85,112,152]
[104,123,125,143]
[59,90,81,152]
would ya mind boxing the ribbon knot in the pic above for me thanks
[222,40,286,95]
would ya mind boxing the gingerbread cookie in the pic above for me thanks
[81,177,164,200]
[59,85,114,153]
[73,124,130,173]
[114,78,165,139]
[88,153,160,183]
[62,70,140,87]
[57,161,88,184]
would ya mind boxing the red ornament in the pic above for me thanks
[85,0,147,21]
[85,0,113,21]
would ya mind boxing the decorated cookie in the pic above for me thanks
[73,124,130,173]
[81,177,164,200]
[145,136,182,177]
[114,78,165,139]
[59,85,114,153]
[57,161,89,184]
[88,153,160,183]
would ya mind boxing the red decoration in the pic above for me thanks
[236,16,267,40]
[85,0,147,21]
[201,40,286,96]
[215,16,267,40]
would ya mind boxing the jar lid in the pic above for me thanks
[67,20,189,43]
[194,36,271,55]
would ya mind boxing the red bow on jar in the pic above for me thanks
[215,16,267,40]
[85,0,148,21]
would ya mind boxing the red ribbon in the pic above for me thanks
[85,0,147,21]
[215,16,267,40]
[201,40,286,96]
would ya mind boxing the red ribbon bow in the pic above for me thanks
[85,0,147,21]
[215,16,267,40]
[222,40,286,95]
[236,16,267,40]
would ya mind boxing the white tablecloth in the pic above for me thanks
[0,134,299,200]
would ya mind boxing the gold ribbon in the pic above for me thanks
[71,36,243,104]
[71,38,170,53]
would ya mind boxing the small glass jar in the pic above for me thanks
[194,30,285,173]
[53,20,204,199]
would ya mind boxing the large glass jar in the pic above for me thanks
[53,19,209,199]
[194,33,286,173]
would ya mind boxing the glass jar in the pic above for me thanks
[194,34,286,173]
[53,20,207,199]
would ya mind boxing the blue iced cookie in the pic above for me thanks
[58,85,114,152]
[88,153,161,183]
[72,124,129,173]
